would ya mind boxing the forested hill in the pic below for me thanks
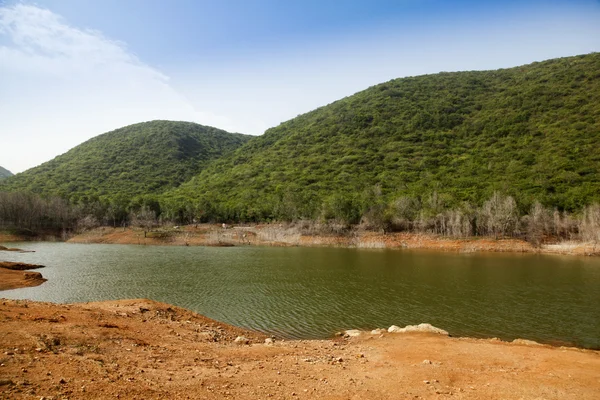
[169,53,600,221]
[0,166,13,179]
[0,121,251,201]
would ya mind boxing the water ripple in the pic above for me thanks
[2,243,599,347]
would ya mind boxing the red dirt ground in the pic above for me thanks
[0,299,598,399]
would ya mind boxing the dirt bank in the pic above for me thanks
[0,233,22,243]
[0,298,598,399]
[0,245,34,253]
[66,225,599,257]
[0,268,46,291]
[0,261,46,291]
[0,261,45,271]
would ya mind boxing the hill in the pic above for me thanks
[167,53,600,222]
[0,166,13,179]
[0,121,251,202]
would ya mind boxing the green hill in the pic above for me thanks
[167,53,600,222]
[0,166,13,179]
[1,121,251,202]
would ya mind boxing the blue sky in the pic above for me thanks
[1,0,599,173]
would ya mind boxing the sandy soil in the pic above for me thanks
[0,261,44,271]
[0,245,46,290]
[0,298,598,399]
[0,233,21,243]
[61,225,599,257]
[0,245,34,252]
[0,268,46,291]
[0,259,46,291]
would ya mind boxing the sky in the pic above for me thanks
[1,0,599,173]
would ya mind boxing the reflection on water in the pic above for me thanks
[2,242,599,348]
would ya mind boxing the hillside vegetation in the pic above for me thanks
[1,55,599,243]
[0,166,13,179]
[1,121,251,202]
[167,53,600,223]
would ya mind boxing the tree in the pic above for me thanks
[389,196,420,231]
[524,201,551,247]
[580,204,600,246]
[130,206,156,237]
[480,192,518,239]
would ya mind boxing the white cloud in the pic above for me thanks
[0,4,234,173]
[1,2,599,174]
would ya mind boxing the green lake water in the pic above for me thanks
[1,242,599,348]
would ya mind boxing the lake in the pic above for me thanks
[1,242,599,348]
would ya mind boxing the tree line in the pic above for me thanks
[1,190,598,246]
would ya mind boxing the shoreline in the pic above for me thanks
[0,259,47,291]
[53,224,600,257]
[3,224,598,257]
[0,298,598,399]
[0,245,47,290]
[0,267,47,290]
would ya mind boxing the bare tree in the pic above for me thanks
[524,201,552,247]
[445,208,473,238]
[389,196,420,231]
[76,215,99,232]
[552,209,578,240]
[0,192,77,234]
[580,204,600,247]
[130,206,157,237]
[480,192,518,239]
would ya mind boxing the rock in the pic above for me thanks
[24,271,44,281]
[422,359,432,364]
[511,339,542,346]
[387,323,448,335]
[370,328,385,335]
[344,329,361,337]
[0,379,14,386]
[423,380,430,384]
[264,338,274,345]
[234,336,249,345]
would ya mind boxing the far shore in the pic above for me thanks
[1,224,596,292]
[2,224,598,257]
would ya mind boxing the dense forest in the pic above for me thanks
[167,53,600,223]
[1,54,599,243]
[0,166,13,179]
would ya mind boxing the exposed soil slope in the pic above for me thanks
[0,299,598,399]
